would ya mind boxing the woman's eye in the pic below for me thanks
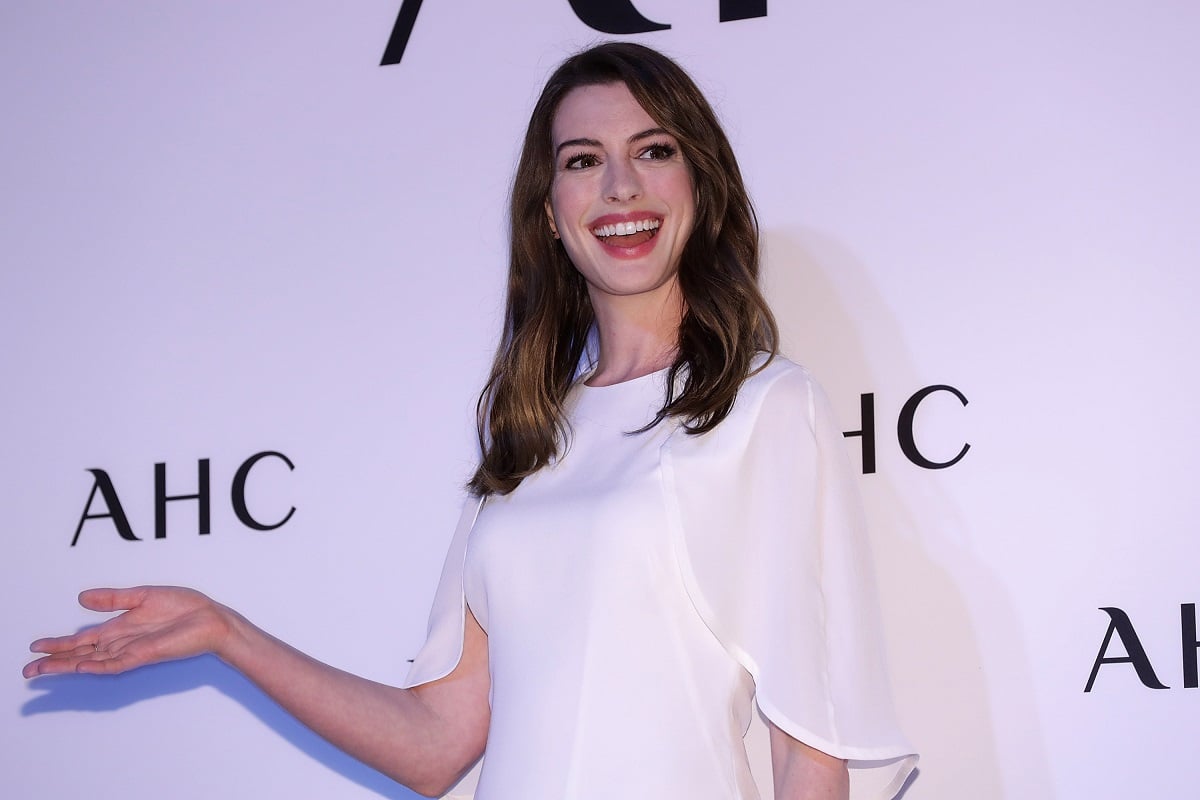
[639,143,678,160]
[564,153,600,170]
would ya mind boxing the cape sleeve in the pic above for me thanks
[399,496,487,799]
[400,494,484,689]
[659,358,918,798]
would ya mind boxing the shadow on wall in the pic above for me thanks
[761,227,1053,799]
[22,653,423,800]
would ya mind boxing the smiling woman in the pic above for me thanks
[474,43,778,498]
[25,42,916,800]
[546,83,696,349]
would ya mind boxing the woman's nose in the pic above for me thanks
[603,159,642,203]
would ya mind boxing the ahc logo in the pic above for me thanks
[71,450,296,546]
[381,1,769,66]
[1085,604,1199,692]
[843,384,971,474]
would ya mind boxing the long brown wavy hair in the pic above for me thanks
[468,42,778,496]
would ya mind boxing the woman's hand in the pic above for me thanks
[23,586,230,678]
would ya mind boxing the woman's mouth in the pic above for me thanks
[591,217,661,248]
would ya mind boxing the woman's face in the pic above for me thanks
[546,82,695,316]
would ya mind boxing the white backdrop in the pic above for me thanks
[3,2,1198,798]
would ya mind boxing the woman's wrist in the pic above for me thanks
[209,601,257,668]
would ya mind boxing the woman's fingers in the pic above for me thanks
[29,630,96,655]
[22,647,100,678]
[27,587,148,654]
[24,627,155,677]
[67,642,99,657]
[78,586,146,613]
[22,656,54,678]
[73,653,138,675]
[27,598,130,654]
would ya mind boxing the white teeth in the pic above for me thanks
[591,218,661,237]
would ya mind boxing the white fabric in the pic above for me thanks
[403,356,917,798]
[462,368,759,798]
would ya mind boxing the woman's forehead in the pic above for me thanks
[551,82,659,144]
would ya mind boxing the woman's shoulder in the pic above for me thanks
[745,352,815,388]
[737,353,824,423]
[665,354,825,457]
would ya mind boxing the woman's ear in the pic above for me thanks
[545,200,560,239]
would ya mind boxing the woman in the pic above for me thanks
[24,43,915,799]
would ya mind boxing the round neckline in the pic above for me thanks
[569,366,670,430]
[579,365,671,390]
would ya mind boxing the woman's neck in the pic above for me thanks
[586,282,683,387]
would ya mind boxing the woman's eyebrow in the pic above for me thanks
[554,128,672,157]
[555,137,602,156]
[628,127,670,143]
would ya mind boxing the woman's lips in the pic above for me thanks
[590,215,662,253]
[600,228,657,247]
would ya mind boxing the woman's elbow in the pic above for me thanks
[399,736,486,798]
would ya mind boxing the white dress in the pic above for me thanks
[403,356,918,799]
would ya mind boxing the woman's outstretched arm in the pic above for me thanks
[23,586,490,798]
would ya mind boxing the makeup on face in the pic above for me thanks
[546,83,696,308]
